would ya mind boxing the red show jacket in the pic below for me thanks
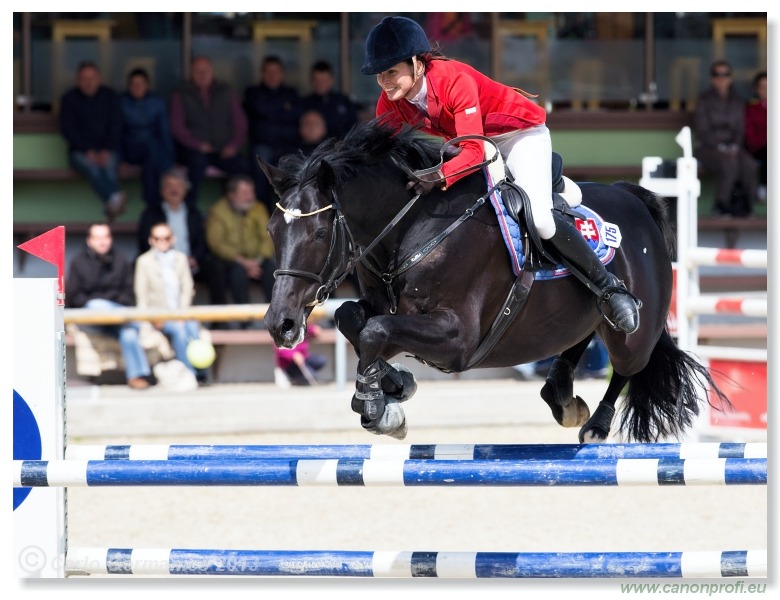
[374,58,547,188]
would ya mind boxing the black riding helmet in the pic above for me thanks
[361,16,431,75]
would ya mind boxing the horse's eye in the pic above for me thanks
[314,227,328,240]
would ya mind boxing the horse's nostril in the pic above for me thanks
[281,319,296,333]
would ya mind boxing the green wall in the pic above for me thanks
[551,130,683,166]
[15,128,760,224]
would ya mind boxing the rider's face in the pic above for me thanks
[376,61,420,103]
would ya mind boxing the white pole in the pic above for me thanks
[673,126,701,354]
[13,278,66,577]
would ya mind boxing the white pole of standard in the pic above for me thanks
[13,278,67,577]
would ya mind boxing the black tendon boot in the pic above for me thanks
[547,212,640,334]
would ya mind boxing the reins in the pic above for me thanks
[273,134,502,311]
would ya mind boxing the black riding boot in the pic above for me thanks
[547,212,640,334]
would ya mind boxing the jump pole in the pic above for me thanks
[64,548,767,578]
[64,441,768,461]
[13,457,767,487]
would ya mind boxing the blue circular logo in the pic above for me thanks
[14,390,42,510]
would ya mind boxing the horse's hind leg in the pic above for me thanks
[540,335,592,428]
[578,372,629,443]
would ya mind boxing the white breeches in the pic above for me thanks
[493,125,555,239]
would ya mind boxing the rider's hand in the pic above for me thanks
[406,170,444,196]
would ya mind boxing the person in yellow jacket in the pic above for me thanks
[205,174,276,328]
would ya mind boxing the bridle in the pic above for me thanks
[273,135,501,310]
[273,193,357,307]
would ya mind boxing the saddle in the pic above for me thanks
[464,153,602,369]
[494,152,588,272]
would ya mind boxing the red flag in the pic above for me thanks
[17,226,65,304]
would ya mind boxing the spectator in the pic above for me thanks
[299,60,359,140]
[120,67,175,208]
[274,322,327,386]
[170,55,249,209]
[425,13,475,43]
[243,55,301,212]
[745,70,767,203]
[205,174,276,326]
[298,108,328,155]
[59,61,126,222]
[293,109,360,296]
[134,222,204,378]
[65,223,152,389]
[137,169,210,280]
[693,60,759,217]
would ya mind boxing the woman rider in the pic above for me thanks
[361,16,639,334]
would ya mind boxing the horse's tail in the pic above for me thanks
[612,180,676,259]
[609,182,730,440]
[619,328,732,442]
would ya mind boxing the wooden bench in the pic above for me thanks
[64,326,340,349]
[12,163,227,182]
[14,221,138,238]
[697,216,768,249]
[207,328,338,347]
[64,325,342,384]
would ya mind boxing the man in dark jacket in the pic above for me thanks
[60,61,126,221]
[299,60,359,140]
[243,55,301,213]
[694,60,759,216]
[66,223,152,389]
[120,67,175,207]
[170,56,249,209]
[137,169,218,294]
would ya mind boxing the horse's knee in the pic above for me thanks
[335,301,367,340]
[358,319,391,350]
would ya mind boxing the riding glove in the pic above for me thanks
[406,170,444,196]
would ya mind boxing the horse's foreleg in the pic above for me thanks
[351,312,462,439]
[352,358,416,439]
[578,372,629,442]
[334,300,373,354]
[540,335,592,428]
[336,302,417,438]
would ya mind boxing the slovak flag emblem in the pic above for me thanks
[575,217,600,245]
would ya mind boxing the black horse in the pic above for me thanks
[261,120,728,443]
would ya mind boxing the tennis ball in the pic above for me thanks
[186,339,216,369]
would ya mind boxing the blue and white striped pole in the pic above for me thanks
[65,548,767,578]
[15,457,767,487]
[65,442,768,462]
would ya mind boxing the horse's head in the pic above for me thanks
[260,153,350,348]
[260,119,447,347]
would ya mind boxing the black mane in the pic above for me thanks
[276,117,445,192]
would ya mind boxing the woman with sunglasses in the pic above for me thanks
[693,60,760,217]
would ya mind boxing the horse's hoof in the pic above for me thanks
[561,395,590,428]
[387,363,417,402]
[541,384,586,427]
[361,400,407,440]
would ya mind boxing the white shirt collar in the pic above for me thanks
[408,76,428,114]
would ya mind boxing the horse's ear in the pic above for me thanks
[256,157,287,197]
[316,160,336,195]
